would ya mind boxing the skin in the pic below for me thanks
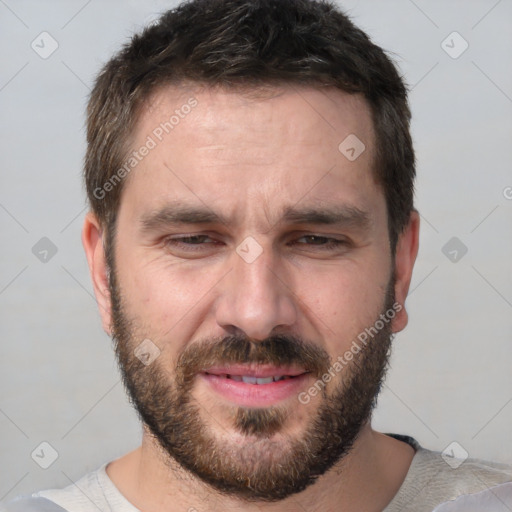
[82,84,420,512]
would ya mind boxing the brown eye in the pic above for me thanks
[293,235,347,249]
[169,235,212,245]
[164,235,222,256]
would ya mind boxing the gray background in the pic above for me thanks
[1,0,511,500]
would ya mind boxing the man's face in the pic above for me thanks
[104,85,401,500]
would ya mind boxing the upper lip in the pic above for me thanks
[202,365,308,378]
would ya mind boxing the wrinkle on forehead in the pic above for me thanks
[121,83,382,236]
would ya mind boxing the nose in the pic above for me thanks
[214,242,297,341]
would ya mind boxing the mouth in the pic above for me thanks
[200,365,311,406]
[209,374,294,384]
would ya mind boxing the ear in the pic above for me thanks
[82,212,113,334]
[391,210,420,333]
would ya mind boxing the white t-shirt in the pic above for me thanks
[4,434,512,512]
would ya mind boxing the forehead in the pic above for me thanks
[120,83,383,230]
[139,83,375,153]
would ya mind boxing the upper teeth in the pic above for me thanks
[229,375,290,384]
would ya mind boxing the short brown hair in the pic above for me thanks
[85,0,415,252]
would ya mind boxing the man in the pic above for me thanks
[3,0,511,511]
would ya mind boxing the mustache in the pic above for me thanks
[175,334,332,386]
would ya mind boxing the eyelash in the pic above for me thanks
[293,235,347,249]
[165,235,219,251]
[164,234,348,251]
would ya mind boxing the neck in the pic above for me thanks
[106,423,415,512]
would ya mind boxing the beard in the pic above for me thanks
[109,262,396,502]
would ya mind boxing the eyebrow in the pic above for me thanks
[140,204,228,232]
[279,204,371,231]
[139,202,372,234]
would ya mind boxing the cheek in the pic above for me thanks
[117,252,224,331]
[296,260,389,348]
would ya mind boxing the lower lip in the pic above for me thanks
[200,373,310,407]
